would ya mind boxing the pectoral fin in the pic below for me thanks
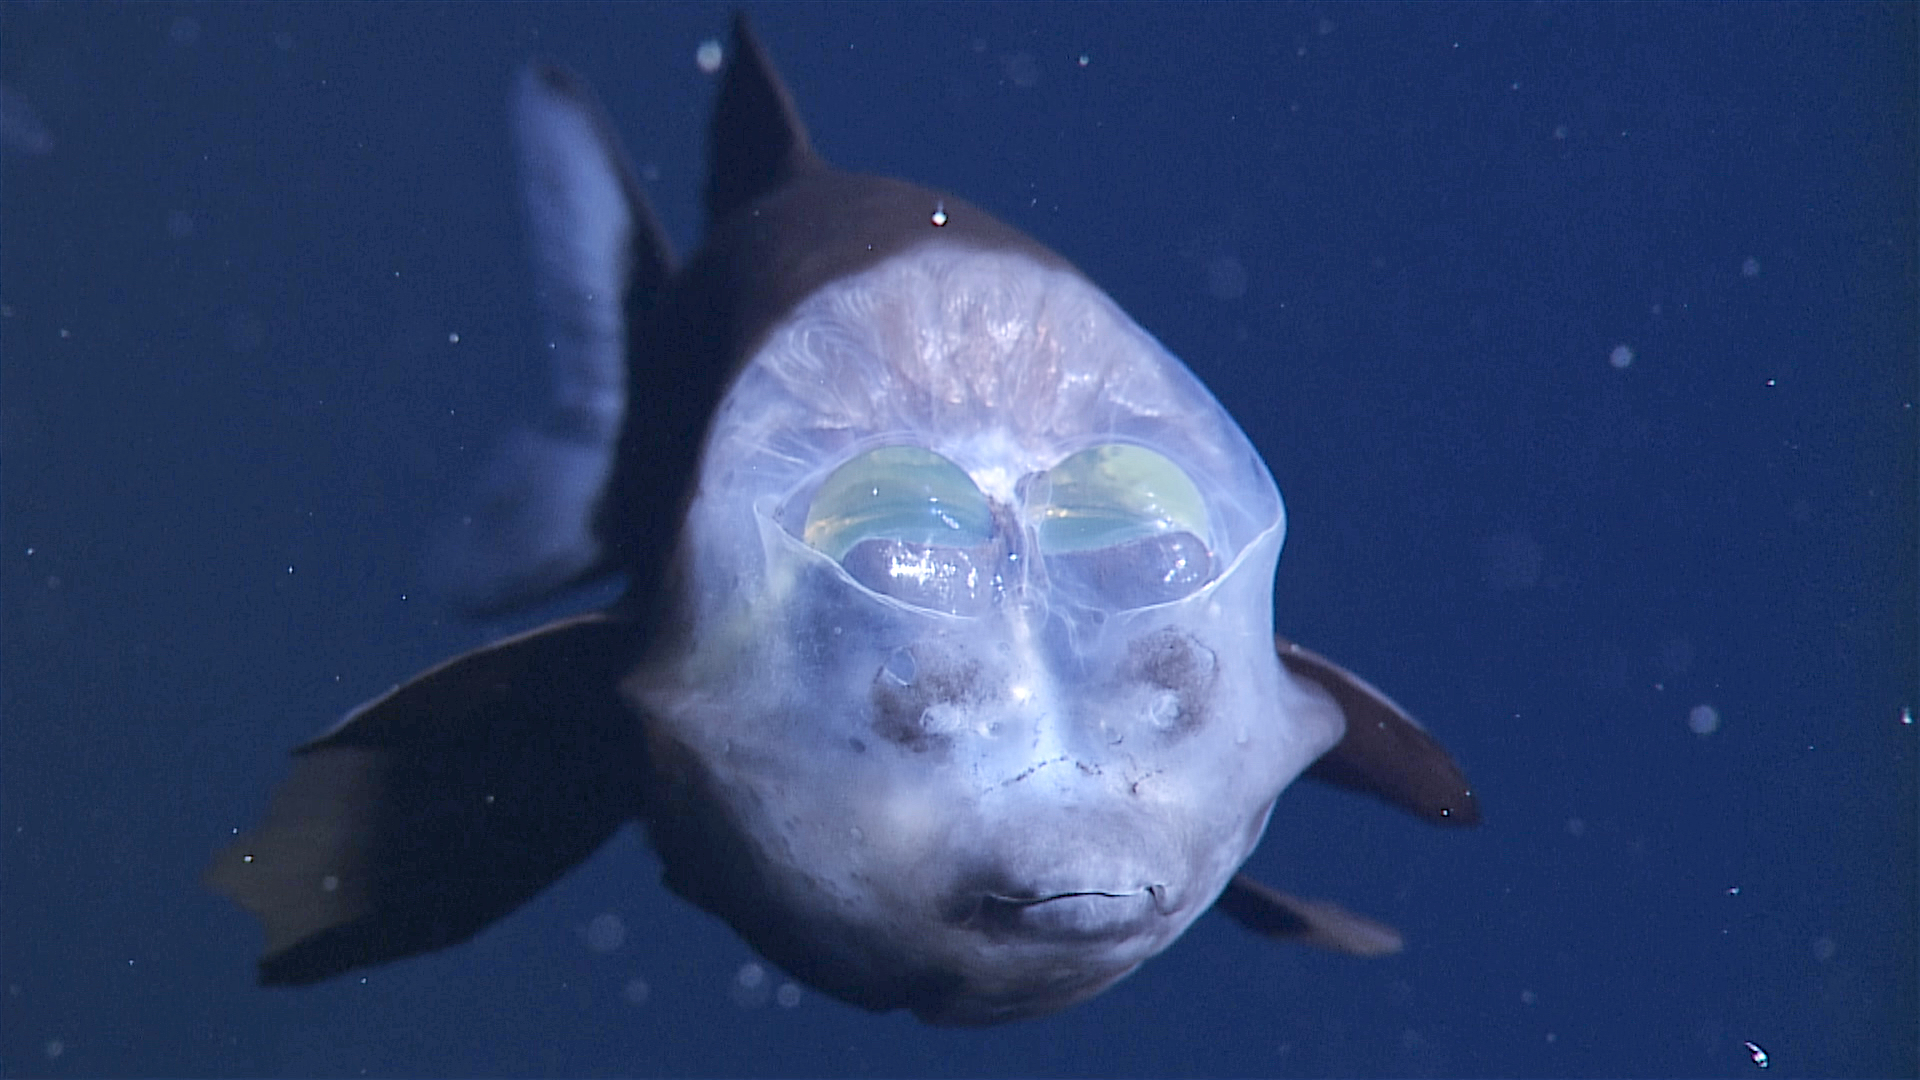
[205,612,643,985]
[1280,637,1481,827]
[1214,874,1404,956]
[1221,641,1478,959]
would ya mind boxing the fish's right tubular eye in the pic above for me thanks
[1031,444,1215,609]
[801,446,997,615]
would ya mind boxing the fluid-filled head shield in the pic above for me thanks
[637,243,1342,1023]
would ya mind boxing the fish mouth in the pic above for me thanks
[975,884,1170,939]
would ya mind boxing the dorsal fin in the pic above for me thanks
[705,13,821,223]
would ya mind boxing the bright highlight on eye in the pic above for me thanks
[1033,445,1209,554]
[802,446,993,561]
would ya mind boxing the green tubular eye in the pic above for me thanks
[802,446,992,562]
[1034,444,1209,554]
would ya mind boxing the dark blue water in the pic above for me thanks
[3,3,1913,1076]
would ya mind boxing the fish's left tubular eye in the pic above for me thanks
[801,446,997,615]
[1032,444,1215,608]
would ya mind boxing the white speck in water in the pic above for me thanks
[696,39,724,75]
[585,912,626,953]
[1480,531,1543,591]
[1688,704,1720,736]
[1002,51,1041,88]
[730,962,771,1008]
[1609,343,1635,369]
[1203,254,1248,301]
[622,977,650,1006]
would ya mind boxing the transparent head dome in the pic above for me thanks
[686,242,1284,626]
[636,243,1334,1026]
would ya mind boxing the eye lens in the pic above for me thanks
[1033,445,1214,607]
[803,446,992,561]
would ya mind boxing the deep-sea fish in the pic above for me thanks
[207,16,1479,1026]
